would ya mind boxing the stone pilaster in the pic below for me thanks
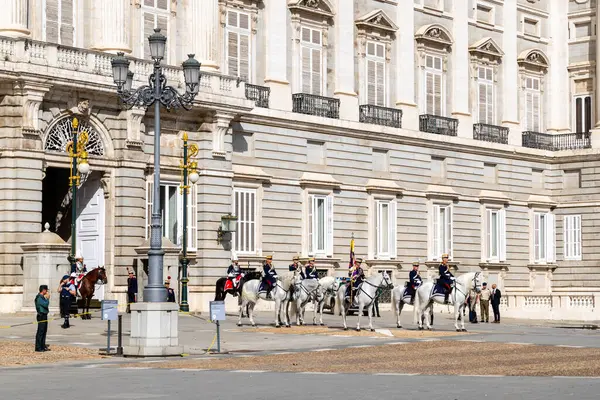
[91,0,131,54]
[502,0,521,145]
[451,0,472,139]
[264,0,292,111]
[190,0,219,71]
[334,0,358,121]
[395,0,418,130]
[0,0,29,37]
[548,0,569,133]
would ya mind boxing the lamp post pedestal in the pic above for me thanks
[123,302,183,357]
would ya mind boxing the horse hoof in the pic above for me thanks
[237,323,242,327]
[427,327,432,331]
[276,325,281,329]
[397,325,402,329]
[285,324,291,328]
[456,329,461,332]
[370,329,375,332]
[320,323,324,326]
[462,329,468,332]
[251,324,257,328]
[356,328,361,332]
[343,327,348,331]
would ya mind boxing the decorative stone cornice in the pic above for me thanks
[415,24,453,51]
[355,9,398,35]
[517,49,549,73]
[213,111,235,158]
[478,190,511,205]
[425,184,459,201]
[469,37,504,62]
[288,0,334,18]
[13,81,52,138]
[527,195,556,209]
[365,179,403,196]
[299,172,340,190]
[125,106,145,149]
[232,165,272,184]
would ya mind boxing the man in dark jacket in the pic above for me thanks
[34,285,50,352]
[127,270,137,313]
[491,284,502,323]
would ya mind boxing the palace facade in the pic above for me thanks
[1,0,600,320]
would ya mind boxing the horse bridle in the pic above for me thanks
[355,272,393,303]
[452,272,481,301]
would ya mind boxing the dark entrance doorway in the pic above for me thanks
[42,167,71,241]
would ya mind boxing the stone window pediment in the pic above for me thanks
[288,0,334,18]
[518,49,549,73]
[355,9,398,38]
[415,24,453,52]
[469,37,503,64]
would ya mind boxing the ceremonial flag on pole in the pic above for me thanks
[349,235,355,271]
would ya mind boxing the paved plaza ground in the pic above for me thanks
[1,309,600,399]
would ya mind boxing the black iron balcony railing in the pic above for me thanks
[359,104,403,128]
[292,93,340,119]
[419,114,459,136]
[522,131,592,151]
[245,83,270,108]
[473,123,509,144]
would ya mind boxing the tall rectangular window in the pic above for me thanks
[308,194,333,256]
[141,0,169,60]
[366,41,386,106]
[146,181,197,251]
[533,212,555,263]
[574,95,592,134]
[564,215,582,260]
[225,9,251,81]
[485,208,506,262]
[233,188,257,254]
[375,200,397,259]
[478,66,494,124]
[424,55,443,115]
[431,204,452,260]
[301,27,323,95]
[43,0,75,46]
[525,77,541,132]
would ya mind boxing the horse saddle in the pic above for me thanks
[432,283,447,297]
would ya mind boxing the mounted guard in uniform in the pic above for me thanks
[261,255,278,299]
[407,261,422,304]
[438,253,455,304]
[225,255,243,296]
[304,257,318,280]
[345,257,364,302]
[289,256,304,279]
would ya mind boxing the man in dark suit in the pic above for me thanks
[491,284,502,323]
[127,270,137,313]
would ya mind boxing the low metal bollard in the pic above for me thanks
[116,314,123,355]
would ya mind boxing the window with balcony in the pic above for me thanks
[146,181,197,251]
[366,41,386,106]
[300,27,323,96]
[141,0,169,60]
[477,66,494,124]
[525,77,541,132]
[225,9,251,82]
[43,0,75,46]
[425,55,443,116]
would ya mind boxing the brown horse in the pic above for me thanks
[78,267,108,320]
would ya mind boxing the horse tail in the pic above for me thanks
[333,284,343,316]
[391,288,397,314]
[214,278,224,301]
[412,287,421,325]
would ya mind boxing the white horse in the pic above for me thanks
[391,284,433,329]
[335,271,393,331]
[413,271,481,332]
[289,275,320,326]
[311,276,336,325]
[237,275,295,328]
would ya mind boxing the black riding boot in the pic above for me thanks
[444,293,450,304]
[266,288,272,299]
[410,294,415,305]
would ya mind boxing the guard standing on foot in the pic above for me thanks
[58,275,76,328]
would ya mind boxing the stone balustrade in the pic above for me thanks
[500,292,600,321]
[0,36,246,99]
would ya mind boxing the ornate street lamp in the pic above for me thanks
[111,29,200,302]
[179,132,199,312]
[66,117,91,273]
